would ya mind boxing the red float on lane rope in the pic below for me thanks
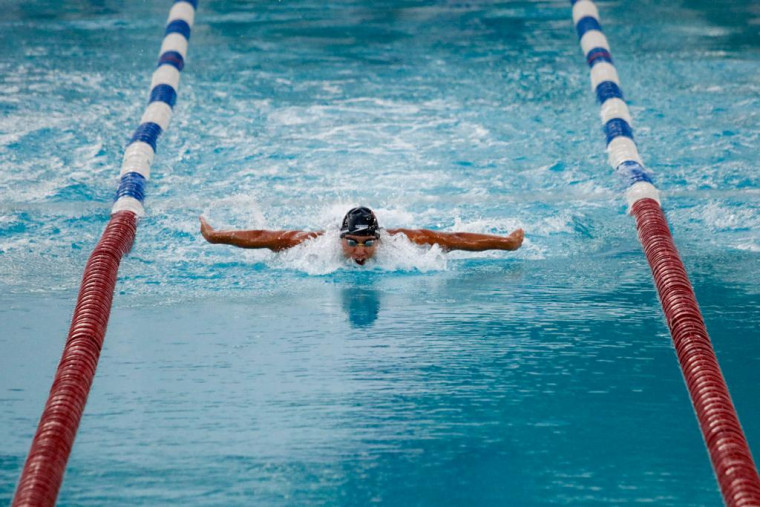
[13,211,138,507]
[632,198,760,506]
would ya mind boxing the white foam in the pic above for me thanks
[700,200,758,231]
[274,231,346,275]
[735,242,760,252]
[201,196,268,230]
[373,230,448,273]
[273,228,449,275]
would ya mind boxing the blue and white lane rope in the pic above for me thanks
[571,0,661,209]
[112,0,197,217]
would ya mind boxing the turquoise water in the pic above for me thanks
[1,0,759,504]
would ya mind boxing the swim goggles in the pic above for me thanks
[345,238,377,247]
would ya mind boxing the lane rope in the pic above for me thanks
[12,2,197,505]
[570,1,760,505]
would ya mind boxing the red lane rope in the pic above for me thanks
[13,211,138,507]
[632,198,760,506]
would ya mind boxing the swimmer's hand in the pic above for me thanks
[507,228,524,251]
[199,216,219,243]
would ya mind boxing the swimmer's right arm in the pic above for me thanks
[199,216,321,251]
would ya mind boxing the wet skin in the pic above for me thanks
[341,235,379,265]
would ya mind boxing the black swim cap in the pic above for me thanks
[340,207,379,237]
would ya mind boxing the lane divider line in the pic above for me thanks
[570,2,760,504]
[12,2,197,505]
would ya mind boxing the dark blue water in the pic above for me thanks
[1,0,759,504]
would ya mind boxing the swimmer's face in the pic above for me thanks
[341,235,379,265]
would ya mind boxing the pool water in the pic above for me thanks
[2,0,759,504]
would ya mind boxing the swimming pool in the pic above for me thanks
[2,0,759,504]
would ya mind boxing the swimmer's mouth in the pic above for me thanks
[354,259,366,266]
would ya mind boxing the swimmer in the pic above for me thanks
[200,206,524,266]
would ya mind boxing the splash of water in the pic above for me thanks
[274,228,448,275]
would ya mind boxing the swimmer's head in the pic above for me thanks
[340,207,380,265]
[340,207,379,238]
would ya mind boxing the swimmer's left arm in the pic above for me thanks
[387,228,524,252]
